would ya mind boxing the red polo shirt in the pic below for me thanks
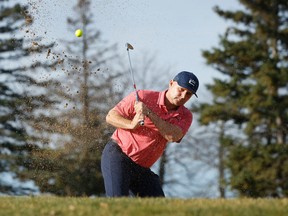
[111,90,192,168]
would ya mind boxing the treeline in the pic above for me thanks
[197,0,288,197]
[0,0,287,198]
[0,0,125,196]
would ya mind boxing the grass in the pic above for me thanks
[0,196,288,216]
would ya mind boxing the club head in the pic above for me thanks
[126,43,134,50]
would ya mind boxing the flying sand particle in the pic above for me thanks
[46,49,51,58]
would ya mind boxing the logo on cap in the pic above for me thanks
[189,79,196,86]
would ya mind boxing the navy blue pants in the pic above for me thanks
[101,140,165,197]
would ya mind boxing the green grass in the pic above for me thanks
[0,196,287,216]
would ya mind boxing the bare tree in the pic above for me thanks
[26,0,126,196]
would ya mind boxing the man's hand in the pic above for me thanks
[131,112,144,129]
[134,101,183,142]
[106,108,143,130]
[134,101,146,125]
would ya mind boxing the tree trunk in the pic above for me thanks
[158,150,167,187]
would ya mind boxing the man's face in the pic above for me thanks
[166,80,193,106]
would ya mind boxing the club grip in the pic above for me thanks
[135,91,144,126]
[139,120,144,126]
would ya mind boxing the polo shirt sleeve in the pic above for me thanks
[113,92,136,118]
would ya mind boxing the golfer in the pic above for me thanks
[101,71,199,197]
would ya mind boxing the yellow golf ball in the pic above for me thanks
[75,29,83,37]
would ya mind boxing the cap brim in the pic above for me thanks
[175,80,198,98]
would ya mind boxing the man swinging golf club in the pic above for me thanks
[101,43,199,197]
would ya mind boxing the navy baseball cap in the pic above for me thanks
[173,71,199,98]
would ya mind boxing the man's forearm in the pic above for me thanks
[106,109,133,129]
[106,106,184,142]
[146,109,183,142]
[106,109,143,130]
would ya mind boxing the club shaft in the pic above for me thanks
[127,51,137,91]
[127,49,140,101]
[126,47,144,126]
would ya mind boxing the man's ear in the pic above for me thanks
[169,80,174,87]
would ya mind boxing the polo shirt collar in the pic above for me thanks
[157,90,167,107]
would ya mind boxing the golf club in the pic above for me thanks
[126,43,144,126]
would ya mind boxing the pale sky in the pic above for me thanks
[27,0,241,101]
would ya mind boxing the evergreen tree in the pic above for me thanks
[0,1,58,194]
[200,0,288,197]
[26,0,125,196]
